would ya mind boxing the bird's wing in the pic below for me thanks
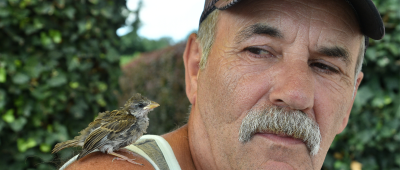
[77,126,111,159]
[87,110,128,126]
[104,115,138,140]
[81,115,137,153]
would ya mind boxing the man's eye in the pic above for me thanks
[244,47,274,58]
[309,62,340,74]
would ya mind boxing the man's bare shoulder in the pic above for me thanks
[64,151,155,170]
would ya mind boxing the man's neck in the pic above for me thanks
[162,124,197,170]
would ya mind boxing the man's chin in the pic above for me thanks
[261,160,295,170]
[238,134,315,169]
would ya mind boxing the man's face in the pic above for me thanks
[188,0,364,169]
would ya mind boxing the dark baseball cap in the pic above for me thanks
[200,0,385,40]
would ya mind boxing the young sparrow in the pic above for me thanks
[52,93,159,165]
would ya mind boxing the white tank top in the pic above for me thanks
[59,135,181,170]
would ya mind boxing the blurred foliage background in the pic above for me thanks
[0,0,398,169]
[0,0,127,169]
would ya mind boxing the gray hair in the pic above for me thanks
[355,37,365,83]
[197,10,219,69]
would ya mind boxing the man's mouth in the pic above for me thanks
[255,131,304,145]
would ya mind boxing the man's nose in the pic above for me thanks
[268,60,314,111]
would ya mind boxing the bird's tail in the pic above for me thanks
[52,140,79,153]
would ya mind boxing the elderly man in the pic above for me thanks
[64,0,384,169]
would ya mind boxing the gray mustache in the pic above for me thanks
[239,105,321,156]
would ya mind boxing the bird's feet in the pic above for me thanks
[112,157,143,166]
[109,150,143,166]
[118,148,137,156]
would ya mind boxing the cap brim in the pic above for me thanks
[347,0,385,40]
[201,0,385,40]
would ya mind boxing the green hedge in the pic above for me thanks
[0,0,127,169]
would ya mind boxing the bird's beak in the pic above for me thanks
[144,101,160,110]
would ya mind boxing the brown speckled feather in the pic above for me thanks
[52,93,159,165]
[77,113,137,159]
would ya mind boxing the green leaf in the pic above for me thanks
[40,143,51,153]
[33,18,44,29]
[354,86,374,106]
[383,95,392,105]
[98,82,107,92]
[47,124,53,133]
[19,0,32,8]
[49,29,62,44]
[24,17,43,34]
[2,109,15,123]
[64,7,75,19]
[100,8,112,18]
[30,86,53,100]
[85,20,92,30]
[96,96,106,107]
[372,95,385,108]
[377,57,390,67]
[88,0,99,4]
[0,67,6,83]
[67,56,80,71]
[0,7,10,17]
[23,57,43,78]
[34,2,54,15]
[40,32,52,47]
[17,138,37,152]
[9,117,27,132]
[55,0,65,8]
[396,104,400,118]
[14,59,22,67]
[69,82,79,89]
[334,160,345,169]
[47,74,67,87]
[77,21,86,34]
[0,120,5,132]
[90,9,99,16]
[32,116,41,127]
[106,47,119,62]
[396,155,400,166]
[12,72,30,84]
[0,90,5,109]
[54,122,69,141]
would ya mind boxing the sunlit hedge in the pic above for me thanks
[0,0,126,169]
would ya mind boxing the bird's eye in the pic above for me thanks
[137,103,145,108]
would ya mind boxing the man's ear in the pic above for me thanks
[337,72,364,134]
[183,33,201,105]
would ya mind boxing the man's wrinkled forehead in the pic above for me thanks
[222,0,362,42]
[217,0,363,63]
